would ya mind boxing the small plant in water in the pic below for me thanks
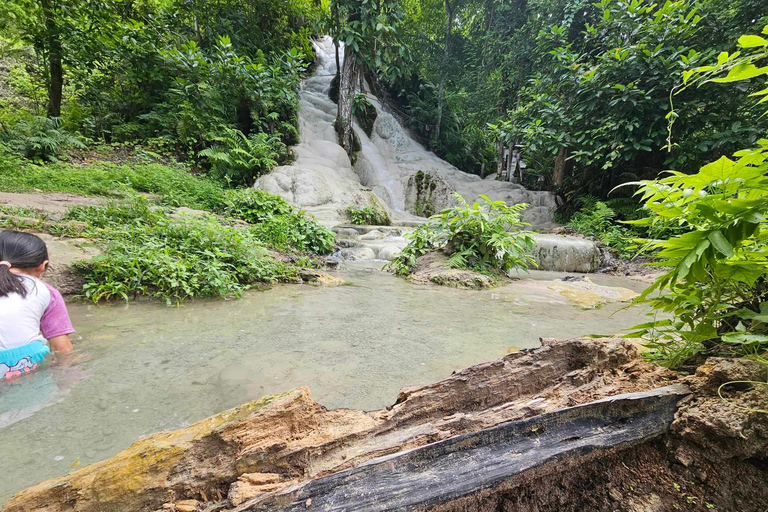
[345,205,390,226]
[386,193,536,276]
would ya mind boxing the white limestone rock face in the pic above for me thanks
[256,36,558,232]
[530,234,602,273]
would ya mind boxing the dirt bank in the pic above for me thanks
[3,338,766,512]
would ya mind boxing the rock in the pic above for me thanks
[37,233,101,295]
[358,229,384,240]
[406,251,497,289]
[299,269,345,287]
[530,234,603,273]
[254,37,556,229]
[0,192,103,215]
[339,247,376,261]
[547,276,638,309]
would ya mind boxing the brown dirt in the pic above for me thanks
[2,338,766,512]
[0,192,104,215]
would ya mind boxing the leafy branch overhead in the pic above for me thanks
[625,25,768,369]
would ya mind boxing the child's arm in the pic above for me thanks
[48,335,73,353]
[41,283,75,354]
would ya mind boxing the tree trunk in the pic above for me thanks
[336,46,360,155]
[507,142,515,182]
[496,139,504,177]
[41,0,63,118]
[434,0,453,148]
[553,146,572,187]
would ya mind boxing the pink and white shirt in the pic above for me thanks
[0,275,74,350]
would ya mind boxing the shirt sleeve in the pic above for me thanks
[40,283,75,339]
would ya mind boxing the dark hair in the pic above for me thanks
[0,231,49,298]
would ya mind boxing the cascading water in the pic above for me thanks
[256,37,601,269]
[256,37,557,228]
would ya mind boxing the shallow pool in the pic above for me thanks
[0,263,653,504]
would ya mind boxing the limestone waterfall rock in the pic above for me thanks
[255,37,557,229]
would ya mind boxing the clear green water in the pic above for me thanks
[0,263,652,504]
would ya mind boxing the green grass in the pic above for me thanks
[0,148,337,302]
[0,149,223,209]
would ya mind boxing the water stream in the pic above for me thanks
[0,263,653,504]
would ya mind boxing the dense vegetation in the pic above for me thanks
[0,150,334,302]
[627,26,768,370]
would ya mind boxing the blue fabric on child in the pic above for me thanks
[0,341,50,381]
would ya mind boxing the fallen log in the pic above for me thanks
[234,385,690,512]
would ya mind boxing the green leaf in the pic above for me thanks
[738,35,768,48]
[707,230,734,257]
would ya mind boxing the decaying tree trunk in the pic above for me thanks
[336,46,360,155]
[553,146,573,187]
[41,0,63,118]
[434,0,454,147]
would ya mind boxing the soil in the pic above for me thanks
[0,192,104,216]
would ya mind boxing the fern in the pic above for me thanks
[198,126,287,186]
[3,117,86,162]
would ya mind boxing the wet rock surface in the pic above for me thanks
[5,337,765,512]
[406,251,497,289]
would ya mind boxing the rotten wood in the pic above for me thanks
[236,385,690,512]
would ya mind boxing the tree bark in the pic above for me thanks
[434,0,453,148]
[41,0,63,118]
[496,139,504,178]
[336,45,360,155]
[553,146,573,187]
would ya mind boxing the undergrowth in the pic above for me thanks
[345,205,390,226]
[386,194,535,277]
[63,197,307,303]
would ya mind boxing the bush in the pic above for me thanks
[251,213,335,254]
[567,201,637,259]
[1,116,86,162]
[198,126,287,187]
[386,194,535,276]
[221,188,294,223]
[66,197,298,303]
[345,205,390,226]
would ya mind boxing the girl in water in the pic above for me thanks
[0,230,74,381]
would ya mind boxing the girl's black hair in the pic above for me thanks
[0,230,49,298]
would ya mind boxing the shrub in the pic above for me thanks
[345,205,390,226]
[251,213,335,254]
[386,194,535,276]
[567,201,637,259]
[626,147,768,368]
[1,116,86,161]
[66,197,298,303]
[198,126,287,187]
[221,188,294,223]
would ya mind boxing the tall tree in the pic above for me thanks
[40,0,63,117]
[331,0,409,156]
[433,0,453,145]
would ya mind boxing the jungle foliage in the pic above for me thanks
[0,0,323,170]
[627,26,768,369]
[380,0,767,202]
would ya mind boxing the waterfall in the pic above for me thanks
[256,36,557,229]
